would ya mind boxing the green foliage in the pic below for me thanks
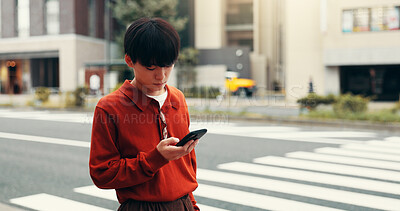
[333,93,370,115]
[35,87,51,103]
[297,93,337,110]
[306,109,400,123]
[183,86,221,99]
[391,102,400,113]
[74,87,89,107]
[111,0,188,49]
[178,47,199,66]
[64,91,75,108]
[112,83,124,93]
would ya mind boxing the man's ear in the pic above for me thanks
[124,54,134,68]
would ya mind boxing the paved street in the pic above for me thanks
[0,109,400,210]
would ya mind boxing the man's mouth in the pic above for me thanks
[153,82,166,86]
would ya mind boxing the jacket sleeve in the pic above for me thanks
[89,106,169,189]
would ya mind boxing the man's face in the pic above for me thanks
[125,55,173,96]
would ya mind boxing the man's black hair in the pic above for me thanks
[124,17,180,67]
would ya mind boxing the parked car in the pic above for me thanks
[225,71,256,97]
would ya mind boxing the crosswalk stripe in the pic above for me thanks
[0,109,93,123]
[0,110,92,123]
[0,132,89,148]
[286,151,400,171]
[253,156,400,182]
[74,186,117,201]
[197,169,400,210]
[10,193,112,211]
[366,140,400,149]
[315,147,400,162]
[202,126,301,133]
[385,136,400,142]
[205,126,374,144]
[194,184,342,211]
[74,185,230,211]
[217,162,400,195]
[342,143,400,155]
[195,204,230,211]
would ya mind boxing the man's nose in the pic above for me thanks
[155,67,166,80]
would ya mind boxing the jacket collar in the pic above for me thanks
[119,80,180,111]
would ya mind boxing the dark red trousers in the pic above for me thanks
[117,194,195,211]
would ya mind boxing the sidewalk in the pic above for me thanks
[1,94,399,132]
[186,97,400,133]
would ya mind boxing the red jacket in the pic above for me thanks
[89,80,198,209]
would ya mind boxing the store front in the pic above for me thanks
[0,57,59,94]
[340,65,400,101]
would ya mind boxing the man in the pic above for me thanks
[89,17,200,211]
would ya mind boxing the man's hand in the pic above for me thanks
[157,137,199,161]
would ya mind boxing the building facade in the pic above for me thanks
[0,0,109,94]
[195,0,400,102]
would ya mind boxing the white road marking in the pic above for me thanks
[74,185,230,211]
[10,193,112,211]
[74,186,116,201]
[315,147,400,162]
[194,184,342,211]
[385,136,400,142]
[253,156,400,182]
[286,151,400,171]
[196,204,230,211]
[0,109,92,124]
[197,169,400,210]
[217,162,400,195]
[0,132,89,148]
[366,140,400,149]
[191,122,376,144]
[342,143,400,155]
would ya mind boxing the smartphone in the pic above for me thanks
[175,129,208,147]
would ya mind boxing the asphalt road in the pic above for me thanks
[0,109,399,211]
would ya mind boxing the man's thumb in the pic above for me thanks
[165,137,179,145]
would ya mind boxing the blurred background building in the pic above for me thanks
[195,0,400,102]
[0,0,399,102]
[0,0,119,95]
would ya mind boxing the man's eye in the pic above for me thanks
[146,66,156,71]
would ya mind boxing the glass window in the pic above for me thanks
[0,0,2,38]
[88,0,96,37]
[342,10,354,33]
[226,0,253,25]
[343,5,400,33]
[46,0,60,35]
[226,0,253,50]
[353,8,370,32]
[17,0,30,37]
[385,6,400,30]
[370,7,385,31]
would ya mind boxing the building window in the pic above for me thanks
[88,0,96,37]
[226,0,253,50]
[45,0,60,35]
[343,6,400,33]
[353,8,370,32]
[0,0,2,38]
[17,0,30,37]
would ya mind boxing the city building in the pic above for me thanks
[0,0,113,95]
[195,0,400,101]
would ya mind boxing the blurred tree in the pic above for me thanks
[178,47,199,66]
[176,47,198,90]
[111,0,188,50]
